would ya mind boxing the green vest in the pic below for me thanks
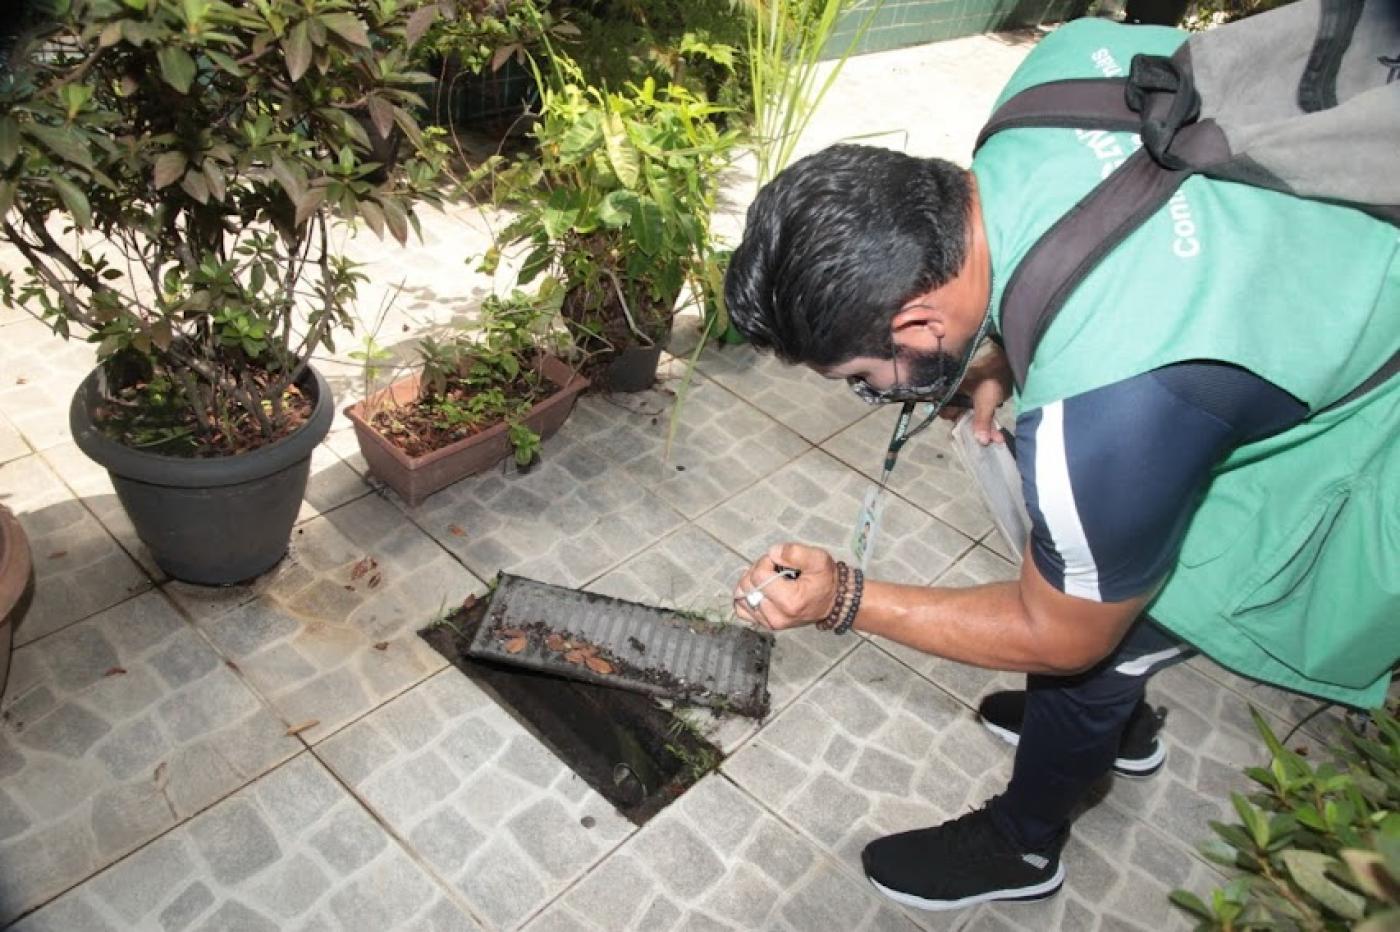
[972,20,1400,708]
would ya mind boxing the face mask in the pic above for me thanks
[845,303,992,409]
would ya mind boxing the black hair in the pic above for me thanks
[724,144,971,368]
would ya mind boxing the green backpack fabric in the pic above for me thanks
[970,14,1400,706]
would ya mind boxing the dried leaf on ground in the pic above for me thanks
[103,667,126,677]
[153,761,168,786]
[584,656,615,675]
[563,649,585,664]
[497,627,525,639]
[225,659,240,672]
[462,593,478,610]
[577,644,598,658]
[545,633,567,652]
[47,551,67,560]
[367,572,382,589]
[351,556,375,581]
[448,524,465,536]
[503,636,528,654]
[285,719,319,737]
[372,641,389,651]
[343,585,355,591]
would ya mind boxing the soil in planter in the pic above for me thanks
[560,256,673,388]
[421,597,725,825]
[95,357,313,458]
[367,374,547,458]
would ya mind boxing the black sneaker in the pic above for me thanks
[861,805,1065,910]
[977,690,1167,778]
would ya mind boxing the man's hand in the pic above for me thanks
[939,341,1012,445]
[733,543,839,630]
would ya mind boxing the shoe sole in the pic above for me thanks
[980,719,1166,779]
[868,862,1066,911]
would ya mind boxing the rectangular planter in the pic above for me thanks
[344,355,588,507]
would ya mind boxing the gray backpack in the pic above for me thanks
[975,0,1400,399]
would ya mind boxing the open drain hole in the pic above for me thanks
[420,598,725,826]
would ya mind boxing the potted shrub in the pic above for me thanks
[0,0,444,585]
[485,57,736,392]
[345,285,588,506]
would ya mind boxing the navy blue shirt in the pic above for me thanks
[1015,362,1308,603]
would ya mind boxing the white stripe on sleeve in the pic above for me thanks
[1033,400,1102,601]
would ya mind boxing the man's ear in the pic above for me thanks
[889,299,945,354]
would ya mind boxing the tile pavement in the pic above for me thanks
[0,27,1364,932]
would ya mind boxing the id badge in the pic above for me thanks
[851,484,887,573]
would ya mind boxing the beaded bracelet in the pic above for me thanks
[832,567,864,635]
[817,562,849,631]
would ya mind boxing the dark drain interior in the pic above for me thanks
[420,598,725,825]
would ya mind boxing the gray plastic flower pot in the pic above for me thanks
[70,366,334,586]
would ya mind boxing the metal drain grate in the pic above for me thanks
[466,574,774,718]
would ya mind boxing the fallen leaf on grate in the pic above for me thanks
[497,627,525,639]
[563,649,585,664]
[545,633,567,652]
[285,720,319,737]
[503,636,528,654]
[585,656,614,676]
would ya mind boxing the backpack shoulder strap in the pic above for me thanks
[994,148,1190,390]
[974,78,1137,152]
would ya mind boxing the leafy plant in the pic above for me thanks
[485,52,737,372]
[742,0,880,188]
[366,285,565,465]
[0,0,445,457]
[562,0,748,126]
[1170,705,1400,931]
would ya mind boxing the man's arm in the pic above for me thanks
[734,361,1306,674]
[740,541,1147,675]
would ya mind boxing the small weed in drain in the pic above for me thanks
[665,714,721,782]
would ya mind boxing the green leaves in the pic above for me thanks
[0,118,18,168]
[51,176,92,228]
[602,112,639,189]
[1282,850,1367,919]
[283,21,312,81]
[541,189,581,240]
[320,13,370,48]
[153,152,188,190]
[157,46,198,94]
[628,196,663,256]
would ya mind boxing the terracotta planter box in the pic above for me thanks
[345,355,588,506]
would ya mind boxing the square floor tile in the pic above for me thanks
[37,442,163,580]
[1,454,152,646]
[0,412,28,465]
[522,772,924,932]
[0,591,299,924]
[566,366,812,520]
[699,449,977,588]
[180,495,482,743]
[9,752,481,931]
[823,407,997,541]
[0,319,94,451]
[317,670,633,931]
[408,422,686,589]
[694,344,872,445]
